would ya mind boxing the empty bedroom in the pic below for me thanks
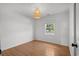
[0,3,79,56]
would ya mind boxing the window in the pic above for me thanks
[45,24,56,35]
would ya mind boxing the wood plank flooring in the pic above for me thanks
[1,40,70,56]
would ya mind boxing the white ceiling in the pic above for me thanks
[0,3,72,19]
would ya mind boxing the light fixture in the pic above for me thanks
[33,8,41,19]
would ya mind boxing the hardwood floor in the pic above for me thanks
[1,40,70,56]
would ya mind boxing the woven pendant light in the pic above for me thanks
[33,8,41,19]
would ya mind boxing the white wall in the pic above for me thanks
[35,11,69,46]
[0,4,33,51]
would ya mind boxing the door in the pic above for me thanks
[69,3,74,56]
[76,3,79,56]
[70,3,79,56]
